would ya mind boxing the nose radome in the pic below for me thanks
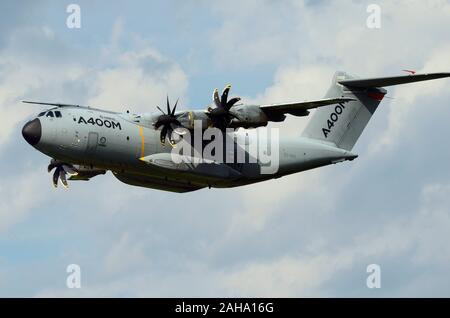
[22,118,42,146]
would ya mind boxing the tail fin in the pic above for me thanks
[302,71,450,151]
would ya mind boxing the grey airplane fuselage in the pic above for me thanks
[26,106,356,192]
[22,72,450,192]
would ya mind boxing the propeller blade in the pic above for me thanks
[52,168,59,188]
[48,159,61,173]
[160,125,168,145]
[59,169,68,188]
[48,163,57,173]
[213,88,221,108]
[154,120,163,129]
[226,97,241,110]
[171,99,179,116]
[166,96,171,115]
[156,106,165,115]
[62,164,77,175]
[221,85,231,108]
[167,127,177,147]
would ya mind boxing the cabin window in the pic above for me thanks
[55,111,62,118]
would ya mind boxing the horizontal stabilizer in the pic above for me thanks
[339,72,450,88]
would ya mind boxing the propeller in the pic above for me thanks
[207,85,241,129]
[154,96,186,147]
[48,159,78,188]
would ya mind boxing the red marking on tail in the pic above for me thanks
[367,92,386,101]
[402,69,417,75]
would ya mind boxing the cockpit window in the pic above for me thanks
[55,111,62,118]
[38,112,46,117]
[46,111,54,117]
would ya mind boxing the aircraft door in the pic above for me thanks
[86,132,98,156]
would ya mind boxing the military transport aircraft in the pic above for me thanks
[22,71,450,192]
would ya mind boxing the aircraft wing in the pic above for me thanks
[22,101,88,108]
[260,97,355,117]
[22,100,119,114]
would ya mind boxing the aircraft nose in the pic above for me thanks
[22,118,42,146]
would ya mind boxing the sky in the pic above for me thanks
[1,0,450,297]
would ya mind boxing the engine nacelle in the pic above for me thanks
[178,106,272,130]
[70,165,106,181]
[229,105,270,129]
[142,105,274,131]
[176,110,210,129]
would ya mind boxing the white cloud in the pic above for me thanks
[27,175,450,297]
[221,252,354,297]
[87,48,188,113]
[103,232,148,275]
[0,25,89,146]
[0,170,49,231]
[370,44,450,152]
[217,179,450,297]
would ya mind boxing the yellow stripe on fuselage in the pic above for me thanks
[138,126,145,158]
